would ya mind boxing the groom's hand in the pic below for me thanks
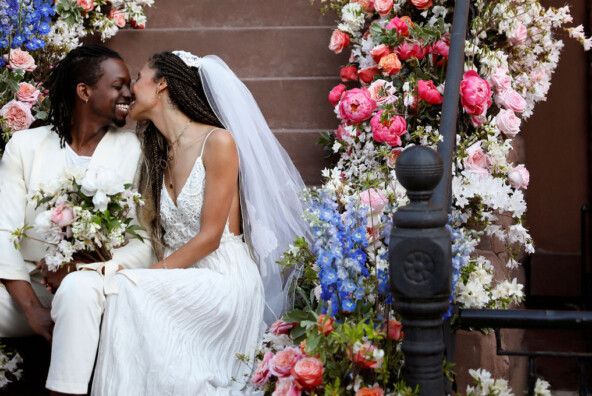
[38,260,78,294]
[24,304,54,343]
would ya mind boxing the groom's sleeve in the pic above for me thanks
[0,135,31,282]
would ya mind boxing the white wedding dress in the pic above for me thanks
[91,139,265,396]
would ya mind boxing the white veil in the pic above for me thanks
[194,55,311,325]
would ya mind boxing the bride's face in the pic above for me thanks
[129,63,161,121]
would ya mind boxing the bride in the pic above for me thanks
[91,51,310,395]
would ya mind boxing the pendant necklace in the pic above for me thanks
[167,120,192,190]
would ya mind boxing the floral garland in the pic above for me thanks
[247,0,589,394]
[0,0,154,158]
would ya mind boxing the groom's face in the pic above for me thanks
[87,58,132,128]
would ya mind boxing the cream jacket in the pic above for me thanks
[0,126,154,283]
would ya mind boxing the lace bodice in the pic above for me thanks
[160,156,239,257]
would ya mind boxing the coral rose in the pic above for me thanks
[356,386,385,396]
[378,53,402,75]
[17,82,40,108]
[358,66,380,84]
[5,48,36,72]
[269,347,303,378]
[273,377,302,396]
[410,0,432,9]
[396,41,427,61]
[0,100,35,132]
[109,10,127,28]
[370,110,407,147]
[329,30,351,54]
[328,84,346,106]
[360,188,388,213]
[340,65,359,82]
[495,109,521,138]
[460,70,492,116]
[270,319,298,335]
[508,164,529,189]
[291,357,324,390]
[464,142,490,177]
[495,89,526,113]
[251,351,274,387]
[417,80,443,105]
[374,0,393,16]
[338,88,377,124]
[383,318,403,341]
[370,44,391,63]
[317,314,335,336]
[385,16,411,36]
[76,0,93,12]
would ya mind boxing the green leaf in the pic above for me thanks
[282,309,310,323]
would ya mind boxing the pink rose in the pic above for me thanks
[5,48,36,72]
[269,347,303,378]
[373,0,393,16]
[340,65,359,82]
[464,142,490,177]
[430,36,450,66]
[417,80,443,105]
[387,147,403,168]
[329,30,351,54]
[368,79,396,105]
[508,164,529,189]
[385,16,410,36]
[369,44,391,63]
[396,41,428,61]
[292,357,324,390]
[508,23,527,46]
[370,110,407,147]
[328,84,346,105]
[495,109,521,138]
[339,88,377,124]
[50,202,75,228]
[360,188,388,213]
[495,89,526,113]
[0,100,35,132]
[460,70,492,116]
[76,0,94,12]
[251,351,274,387]
[16,82,40,108]
[410,0,432,9]
[358,66,380,84]
[487,66,512,93]
[109,10,126,28]
[382,318,403,341]
[273,377,302,396]
[270,319,298,335]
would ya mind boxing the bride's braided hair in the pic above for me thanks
[138,51,223,259]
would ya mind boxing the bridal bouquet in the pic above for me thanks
[12,166,144,271]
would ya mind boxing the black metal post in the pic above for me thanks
[389,146,451,394]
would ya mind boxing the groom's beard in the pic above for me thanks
[113,117,127,128]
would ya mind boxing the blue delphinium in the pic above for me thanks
[444,215,474,319]
[1,0,55,52]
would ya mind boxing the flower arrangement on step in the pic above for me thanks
[0,0,154,157]
[10,166,144,271]
[0,344,22,390]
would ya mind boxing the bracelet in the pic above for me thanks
[163,259,167,269]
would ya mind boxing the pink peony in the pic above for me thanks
[360,188,388,213]
[50,202,75,228]
[460,70,492,116]
[496,109,521,138]
[339,88,377,124]
[109,10,126,28]
[508,23,527,46]
[270,319,298,335]
[76,0,94,12]
[358,66,380,84]
[328,84,346,105]
[368,79,396,105]
[5,48,36,72]
[495,89,526,113]
[374,0,393,16]
[329,30,351,54]
[464,142,490,177]
[430,36,450,66]
[369,44,391,63]
[340,65,359,82]
[378,53,402,75]
[370,110,407,146]
[382,318,404,341]
[269,347,303,378]
[273,377,302,396]
[410,0,432,9]
[396,41,428,61]
[385,16,410,36]
[0,100,35,132]
[508,165,529,189]
[417,80,443,105]
[291,357,324,390]
[251,351,274,387]
[16,82,40,108]
[487,66,512,93]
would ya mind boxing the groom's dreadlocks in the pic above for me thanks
[46,45,122,147]
[138,51,224,260]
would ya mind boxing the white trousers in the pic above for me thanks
[0,271,106,394]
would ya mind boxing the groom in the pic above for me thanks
[0,45,154,395]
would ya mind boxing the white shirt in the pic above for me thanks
[65,143,92,169]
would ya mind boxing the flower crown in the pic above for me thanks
[172,50,202,68]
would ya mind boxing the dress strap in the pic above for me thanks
[200,127,223,158]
